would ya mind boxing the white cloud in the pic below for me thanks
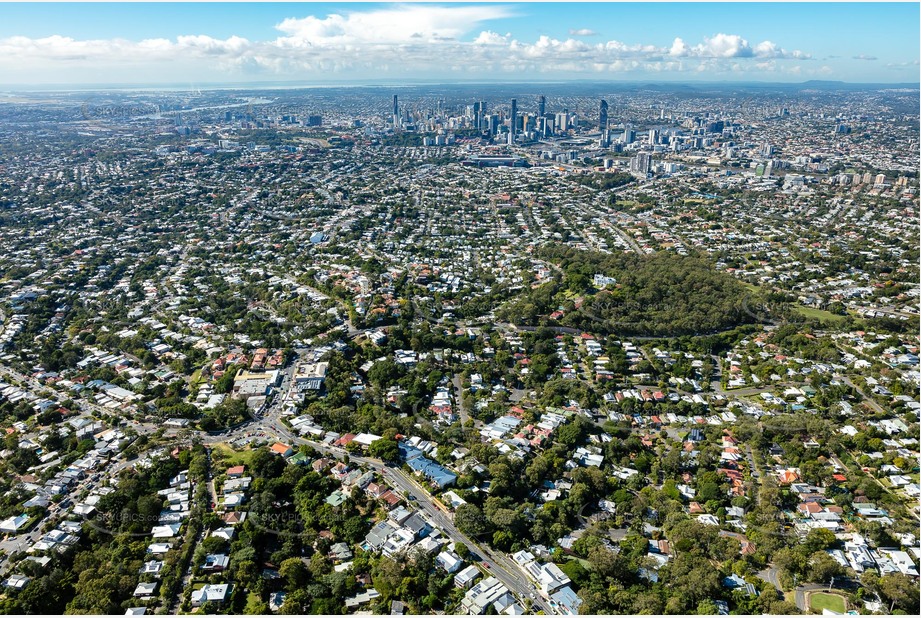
[0,33,252,63]
[569,28,597,37]
[669,35,809,60]
[473,31,510,46]
[274,4,513,46]
[699,33,752,58]
[753,40,781,58]
[669,38,690,57]
[755,41,811,59]
[885,60,920,69]
[0,6,819,84]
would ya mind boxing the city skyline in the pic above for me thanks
[0,2,918,87]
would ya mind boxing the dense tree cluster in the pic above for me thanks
[500,246,757,336]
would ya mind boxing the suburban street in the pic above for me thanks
[197,395,555,614]
[297,437,553,613]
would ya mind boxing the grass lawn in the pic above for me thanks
[809,592,846,614]
[243,591,265,614]
[574,557,592,569]
[793,305,847,324]
[742,282,848,325]
[682,197,716,205]
[211,442,257,468]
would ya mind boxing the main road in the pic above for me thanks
[303,439,553,614]
[202,409,553,613]
[2,346,540,613]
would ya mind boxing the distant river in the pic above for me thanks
[137,97,272,119]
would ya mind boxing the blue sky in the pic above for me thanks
[0,2,917,85]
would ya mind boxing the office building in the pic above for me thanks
[538,95,546,118]
[488,114,499,136]
[509,99,517,139]
[599,99,608,131]
[473,100,487,132]
[630,153,652,175]
[555,112,568,133]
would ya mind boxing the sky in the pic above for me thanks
[0,2,918,86]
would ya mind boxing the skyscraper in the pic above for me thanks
[555,112,568,133]
[509,99,517,139]
[599,99,608,131]
[488,114,499,136]
[630,153,652,174]
[473,101,489,131]
[393,95,399,117]
[538,95,546,118]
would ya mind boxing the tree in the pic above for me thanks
[308,552,332,578]
[556,417,589,447]
[666,553,723,611]
[773,547,807,579]
[453,542,471,560]
[492,529,514,551]
[454,504,492,539]
[696,600,719,615]
[808,551,843,584]
[371,556,403,600]
[367,437,400,463]
[279,557,309,588]
[280,589,312,614]
[877,573,920,614]
[802,527,837,554]
[587,545,619,578]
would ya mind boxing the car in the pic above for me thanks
[407,495,416,501]
[482,562,490,569]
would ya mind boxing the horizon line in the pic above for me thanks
[4,78,920,94]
